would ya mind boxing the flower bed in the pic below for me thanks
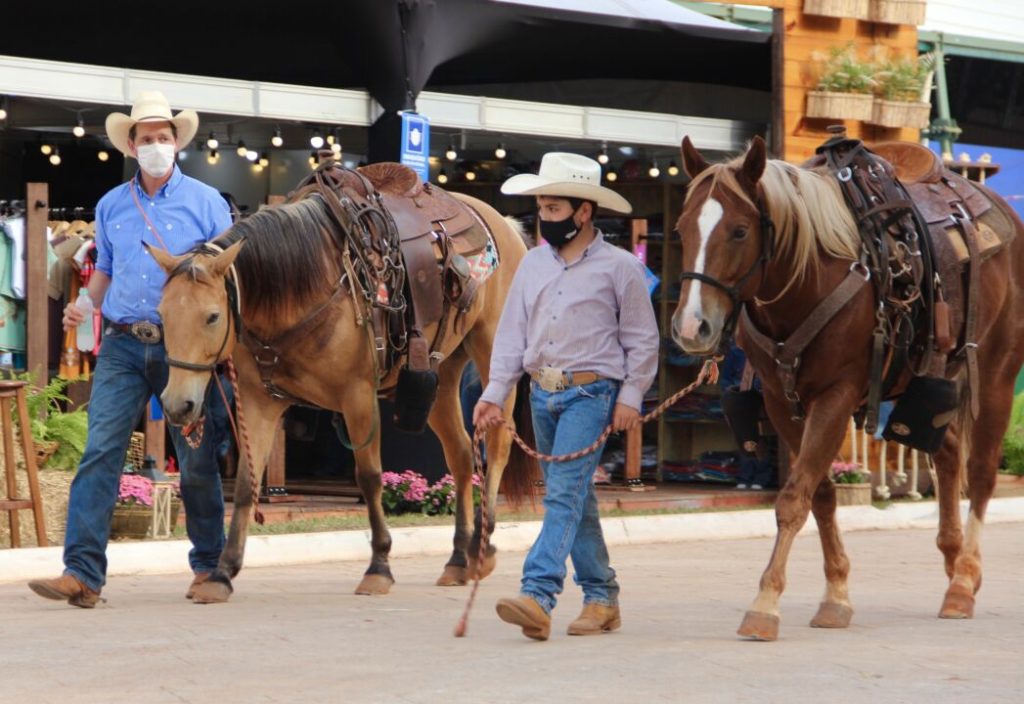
[381,470,481,516]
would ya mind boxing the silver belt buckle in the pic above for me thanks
[536,366,566,392]
[131,321,162,344]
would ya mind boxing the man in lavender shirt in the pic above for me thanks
[474,152,659,640]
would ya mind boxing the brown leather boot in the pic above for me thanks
[185,572,211,599]
[495,596,551,641]
[567,603,621,635]
[28,574,101,608]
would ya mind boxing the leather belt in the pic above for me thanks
[106,320,163,344]
[530,367,605,393]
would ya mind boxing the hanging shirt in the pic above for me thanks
[480,232,660,411]
[2,216,27,298]
[95,166,232,325]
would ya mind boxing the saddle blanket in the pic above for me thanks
[459,230,499,283]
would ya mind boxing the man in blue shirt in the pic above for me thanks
[29,91,232,607]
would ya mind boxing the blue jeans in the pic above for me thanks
[521,378,620,613]
[62,329,226,592]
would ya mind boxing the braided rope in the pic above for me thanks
[454,357,720,636]
[227,357,265,525]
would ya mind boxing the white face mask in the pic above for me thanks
[136,143,176,178]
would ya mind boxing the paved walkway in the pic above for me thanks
[2,523,1021,704]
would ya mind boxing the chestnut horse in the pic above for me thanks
[672,136,1024,641]
[149,177,534,603]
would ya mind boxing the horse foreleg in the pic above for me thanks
[739,387,857,641]
[466,389,515,582]
[932,428,963,583]
[808,477,853,629]
[192,387,285,605]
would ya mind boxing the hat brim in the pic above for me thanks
[501,174,632,214]
[105,109,199,158]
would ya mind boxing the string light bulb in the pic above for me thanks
[667,161,680,177]
[495,142,507,159]
[40,142,53,156]
[309,150,318,168]
[597,143,609,165]
[606,168,618,183]
[207,148,219,164]
[245,148,258,162]
[259,152,269,168]
[206,132,219,150]
[72,116,85,138]
[310,129,324,149]
[271,128,283,148]
[648,161,660,178]
[438,170,449,184]
[0,97,7,121]
[465,169,477,181]
[49,147,61,166]
[236,140,247,157]
[445,143,457,161]
[97,150,109,162]
[331,141,342,156]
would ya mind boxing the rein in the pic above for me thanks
[454,357,720,637]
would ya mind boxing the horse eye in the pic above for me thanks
[206,312,220,325]
[731,227,749,241]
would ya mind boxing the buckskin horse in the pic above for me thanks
[672,134,1024,641]
[150,160,536,603]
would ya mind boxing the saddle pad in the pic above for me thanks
[430,228,499,283]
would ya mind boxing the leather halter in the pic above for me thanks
[678,197,775,350]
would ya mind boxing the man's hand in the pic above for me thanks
[62,302,86,332]
[473,400,505,432]
[611,403,640,433]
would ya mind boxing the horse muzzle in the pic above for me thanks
[671,308,723,356]
[161,393,206,427]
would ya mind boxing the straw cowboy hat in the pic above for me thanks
[105,90,199,157]
[501,152,632,214]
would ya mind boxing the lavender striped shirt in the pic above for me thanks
[480,232,660,411]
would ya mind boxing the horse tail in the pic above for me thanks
[499,374,540,508]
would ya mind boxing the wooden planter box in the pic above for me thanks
[804,0,871,19]
[834,482,872,506]
[110,500,181,539]
[870,0,927,26]
[807,91,874,121]
[869,99,931,128]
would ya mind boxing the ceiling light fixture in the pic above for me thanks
[597,142,609,165]
[236,140,248,157]
[207,148,219,164]
[495,142,507,159]
[259,152,269,168]
[0,96,8,122]
[445,143,457,161]
[438,170,449,185]
[667,161,680,177]
[310,129,324,149]
[72,115,85,138]
[245,148,258,162]
[49,147,61,166]
[97,149,109,162]
[40,142,53,156]
[271,128,283,148]
[606,168,618,183]
[648,161,660,178]
[206,132,219,150]
[465,169,477,181]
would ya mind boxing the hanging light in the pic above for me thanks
[309,150,318,168]
[606,168,618,183]
[465,169,477,181]
[271,128,283,148]
[0,97,7,122]
[597,142,609,165]
[245,148,259,162]
[437,169,449,185]
[310,129,324,149]
[206,132,219,150]
[648,161,660,178]
[49,147,61,166]
[667,161,680,177]
[236,140,248,157]
[331,141,342,156]
[494,142,507,159]
[40,142,53,156]
[97,149,110,162]
[72,116,86,138]
[326,129,338,146]
[445,143,457,161]
[252,163,264,173]
[259,151,270,167]
[207,148,219,164]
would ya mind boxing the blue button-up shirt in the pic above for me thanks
[95,166,232,324]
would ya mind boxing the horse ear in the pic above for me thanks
[740,135,767,185]
[681,136,710,179]
[144,242,187,275]
[206,239,246,278]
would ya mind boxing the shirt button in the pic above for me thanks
[142,274,147,280]
[166,224,173,230]
[141,298,147,303]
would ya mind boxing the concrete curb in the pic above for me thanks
[3,497,1023,584]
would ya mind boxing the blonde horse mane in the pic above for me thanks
[688,156,861,298]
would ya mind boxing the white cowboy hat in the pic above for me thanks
[104,90,199,158]
[501,152,632,214]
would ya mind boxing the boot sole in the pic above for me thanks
[568,617,622,636]
[28,582,98,608]
[495,601,550,641]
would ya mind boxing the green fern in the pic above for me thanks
[8,371,89,470]
[1004,392,1024,476]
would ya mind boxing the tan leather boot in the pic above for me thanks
[27,574,101,608]
[567,603,621,635]
[186,572,211,599]
[495,596,551,641]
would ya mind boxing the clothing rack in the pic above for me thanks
[0,200,27,217]
[47,206,96,221]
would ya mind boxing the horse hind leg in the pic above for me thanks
[808,477,854,629]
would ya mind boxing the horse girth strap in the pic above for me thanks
[739,266,869,421]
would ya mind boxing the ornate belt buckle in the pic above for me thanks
[131,321,162,344]
[537,366,566,393]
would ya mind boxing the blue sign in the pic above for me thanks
[400,111,430,182]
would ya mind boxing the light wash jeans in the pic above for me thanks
[521,378,620,613]
[62,328,227,592]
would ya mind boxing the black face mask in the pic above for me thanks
[538,209,580,248]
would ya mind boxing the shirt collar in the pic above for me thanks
[547,229,606,266]
[132,164,183,199]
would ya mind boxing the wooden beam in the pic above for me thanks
[687,0,784,7]
[25,183,49,386]
[264,418,287,500]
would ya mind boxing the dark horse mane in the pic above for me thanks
[171,196,339,319]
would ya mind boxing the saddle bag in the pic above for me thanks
[882,375,959,453]
[721,386,764,452]
[393,366,439,434]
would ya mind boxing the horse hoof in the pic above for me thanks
[737,610,780,641]
[436,565,468,587]
[355,574,394,596]
[810,602,853,629]
[467,553,497,581]
[190,580,232,604]
[939,585,975,619]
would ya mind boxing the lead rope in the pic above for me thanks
[454,357,720,637]
[226,357,264,525]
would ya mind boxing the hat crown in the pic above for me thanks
[537,152,601,190]
[129,90,175,121]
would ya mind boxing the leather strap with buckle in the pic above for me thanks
[107,320,163,344]
[530,368,604,392]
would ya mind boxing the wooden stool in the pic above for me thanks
[0,380,48,547]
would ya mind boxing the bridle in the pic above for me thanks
[678,196,776,347]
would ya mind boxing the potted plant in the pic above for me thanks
[12,372,89,470]
[870,0,927,26]
[830,461,872,505]
[869,52,935,129]
[806,45,876,121]
[803,0,870,21]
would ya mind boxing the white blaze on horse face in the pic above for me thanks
[679,197,724,340]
